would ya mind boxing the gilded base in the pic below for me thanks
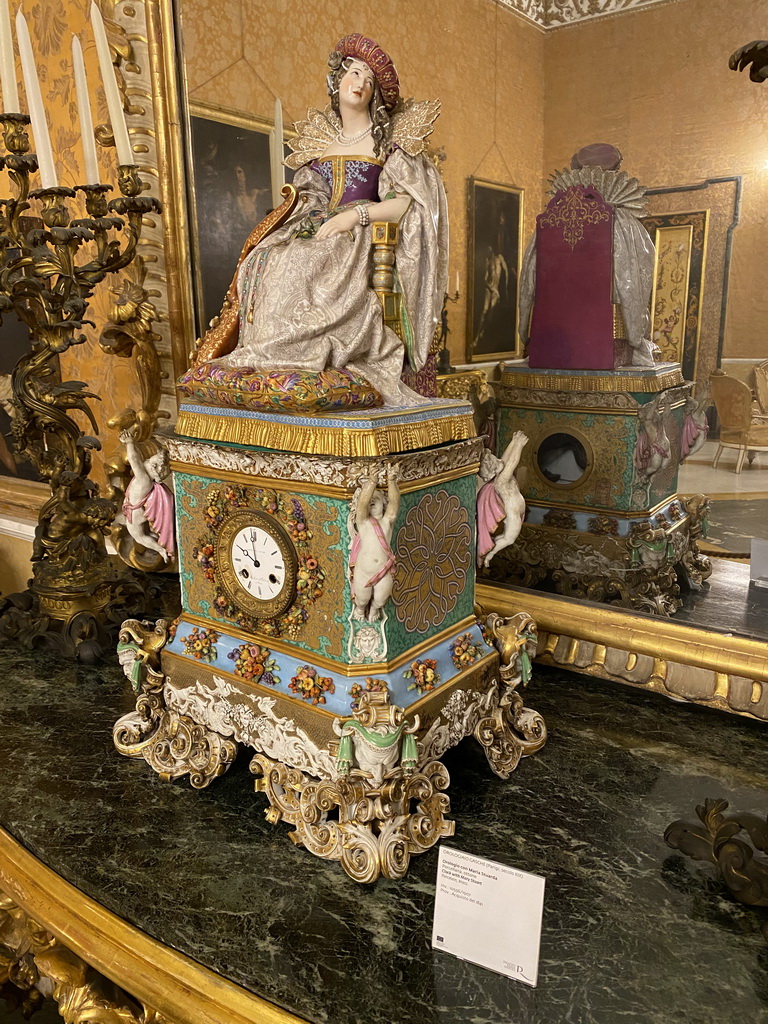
[250,754,454,883]
[114,612,547,882]
[488,499,712,616]
[0,570,177,664]
[175,400,475,457]
[499,362,685,394]
[34,579,113,620]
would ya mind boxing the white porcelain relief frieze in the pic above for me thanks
[498,0,684,28]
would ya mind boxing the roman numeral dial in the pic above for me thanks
[214,509,298,619]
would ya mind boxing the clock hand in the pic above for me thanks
[237,544,261,568]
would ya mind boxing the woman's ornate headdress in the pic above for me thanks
[332,33,400,111]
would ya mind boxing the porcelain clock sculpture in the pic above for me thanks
[215,509,298,619]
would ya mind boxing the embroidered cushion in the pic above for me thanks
[177,363,383,414]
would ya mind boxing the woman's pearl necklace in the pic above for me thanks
[336,122,373,146]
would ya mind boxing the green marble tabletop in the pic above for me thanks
[0,644,766,1024]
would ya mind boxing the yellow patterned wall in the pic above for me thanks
[544,0,768,362]
[1,0,131,483]
[8,0,763,485]
[179,0,547,364]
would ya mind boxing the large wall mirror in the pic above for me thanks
[165,0,768,720]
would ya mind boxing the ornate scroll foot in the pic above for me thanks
[113,618,237,789]
[250,685,454,883]
[250,754,453,883]
[665,798,768,916]
[475,611,548,779]
[474,690,547,780]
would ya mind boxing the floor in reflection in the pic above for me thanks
[678,439,768,498]
[676,556,768,641]
[678,440,768,557]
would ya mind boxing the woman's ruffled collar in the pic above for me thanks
[285,100,441,170]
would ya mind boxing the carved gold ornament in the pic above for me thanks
[251,754,453,884]
[0,893,174,1024]
[394,491,472,632]
[665,799,768,920]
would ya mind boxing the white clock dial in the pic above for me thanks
[215,508,298,619]
[230,525,286,601]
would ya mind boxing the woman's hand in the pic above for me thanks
[315,208,360,240]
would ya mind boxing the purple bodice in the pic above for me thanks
[310,156,383,210]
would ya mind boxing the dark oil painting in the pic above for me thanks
[467,178,523,362]
[190,112,292,333]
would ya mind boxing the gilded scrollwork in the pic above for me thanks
[247,686,454,882]
[665,798,768,931]
[0,892,177,1024]
[114,618,238,789]
[250,753,453,884]
[472,612,547,779]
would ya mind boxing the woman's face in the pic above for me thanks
[339,59,374,112]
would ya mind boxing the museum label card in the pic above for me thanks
[432,846,545,987]
[751,539,768,587]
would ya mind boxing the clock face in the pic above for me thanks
[231,525,286,602]
[215,509,298,619]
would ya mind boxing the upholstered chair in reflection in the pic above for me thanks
[752,359,768,416]
[710,370,768,473]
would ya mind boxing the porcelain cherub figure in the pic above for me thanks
[351,464,401,621]
[120,429,175,563]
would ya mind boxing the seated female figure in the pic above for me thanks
[213,34,448,408]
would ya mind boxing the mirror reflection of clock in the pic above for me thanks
[231,525,285,600]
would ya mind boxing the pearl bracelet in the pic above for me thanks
[357,204,370,227]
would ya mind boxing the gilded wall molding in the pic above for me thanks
[477,582,768,722]
[496,0,689,29]
[108,0,194,405]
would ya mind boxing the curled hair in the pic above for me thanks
[327,52,391,159]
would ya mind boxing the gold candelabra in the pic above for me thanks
[0,111,162,660]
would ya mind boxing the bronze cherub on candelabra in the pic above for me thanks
[0,112,162,661]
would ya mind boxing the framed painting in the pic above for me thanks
[188,102,293,336]
[466,178,523,363]
[643,177,740,389]
[641,211,708,382]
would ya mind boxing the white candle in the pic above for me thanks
[0,0,18,111]
[270,96,284,209]
[455,270,460,295]
[15,10,56,187]
[72,35,99,184]
[90,1,133,165]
